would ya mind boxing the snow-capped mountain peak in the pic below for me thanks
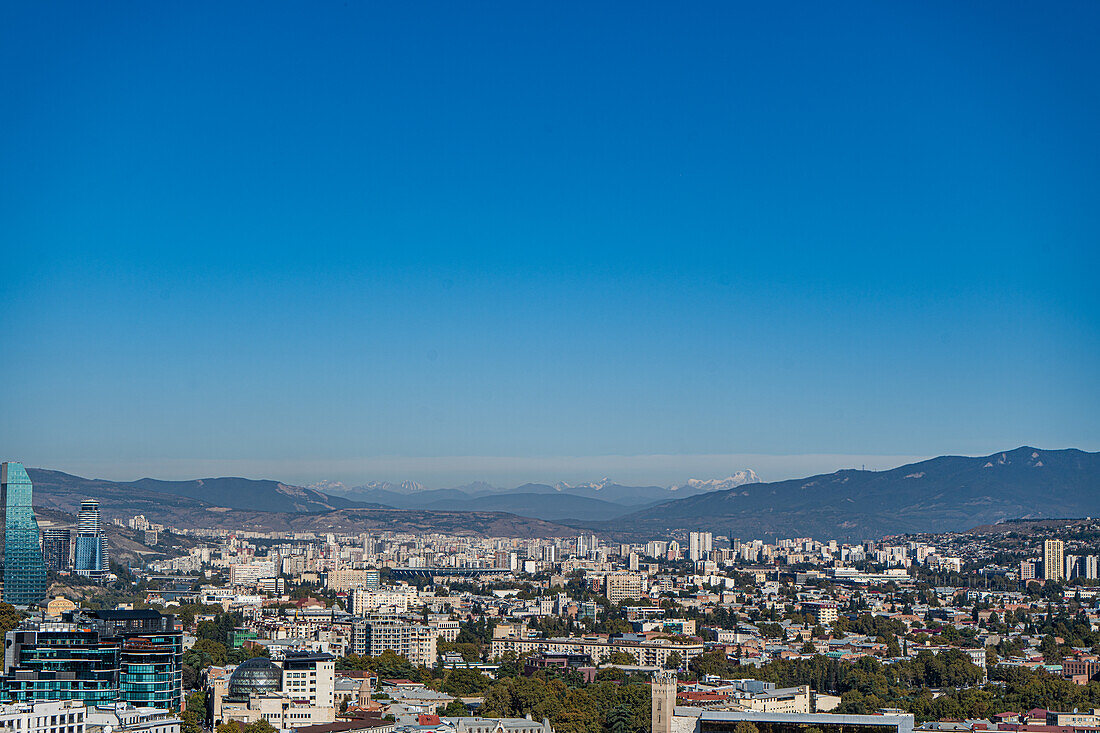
[555,477,613,491]
[672,470,760,492]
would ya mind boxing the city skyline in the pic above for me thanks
[3,2,1098,485]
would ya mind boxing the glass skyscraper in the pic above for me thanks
[74,499,108,578]
[0,462,49,606]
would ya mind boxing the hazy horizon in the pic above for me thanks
[30,448,1092,491]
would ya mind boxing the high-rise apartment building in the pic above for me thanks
[606,572,646,603]
[349,618,436,665]
[74,500,108,579]
[688,531,712,562]
[1044,539,1065,582]
[0,463,49,605]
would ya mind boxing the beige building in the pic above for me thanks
[349,585,419,615]
[652,671,678,733]
[1044,539,1065,581]
[490,633,702,668]
[45,597,78,617]
[350,619,437,665]
[327,569,381,593]
[605,572,646,604]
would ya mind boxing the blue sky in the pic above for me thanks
[2,2,1097,487]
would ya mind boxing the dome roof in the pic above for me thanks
[227,657,282,701]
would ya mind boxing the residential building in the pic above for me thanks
[85,703,180,733]
[327,570,381,593]
[802,602,838,626]
[605,573,645,604]
[0,700,86,733]
[490,632,702,668]
[1044,539,1064,581]
[349,586,419,615]
[688,533,712,562]
[349,620,436,666]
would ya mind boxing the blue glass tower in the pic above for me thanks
[0,462,49,606]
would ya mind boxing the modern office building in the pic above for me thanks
[209,654,336,728]
[1,609,183,711]
[42,529,72,573]
[74,500,109,579]
[2,624,122,704]
[0,462,49,605]
[1044,539,1065,582]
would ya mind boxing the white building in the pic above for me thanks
[0,701,86,733]
[85,704,180,733]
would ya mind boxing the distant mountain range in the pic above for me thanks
[25,469,573,538]
[310,471,762,521]
[23,448,1099,540]
[28,469,360,515]
[590,447,1100,539]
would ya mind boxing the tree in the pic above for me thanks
[607,705,633,733]
[442,668,491,696]
[243,720,277,733]
[182,691,206,733]
[0,603,22,636]
[733,723,759,733]
[665,651,683,670]
[188,638,228,667]
[442,699,468,717]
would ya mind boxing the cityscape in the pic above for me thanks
[3,458,1100,733]
[2,5,1097,733]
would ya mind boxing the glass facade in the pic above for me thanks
[226,657,282,701]
[73,501,108,578]
[73,536,107,577]
[2,627,121,704]
[1,609,183,711]
[0,462,49,605]
[120,633,184,709]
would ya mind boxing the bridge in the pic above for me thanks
[388,566,511,579]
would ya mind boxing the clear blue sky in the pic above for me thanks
[2,2,1097,487]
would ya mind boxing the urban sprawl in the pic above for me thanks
[3,463,1100,733]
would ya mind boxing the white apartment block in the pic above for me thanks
[349,585,419,615]
[490,634,702,668]
[0,701,85,733]
[229,561,278,586]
